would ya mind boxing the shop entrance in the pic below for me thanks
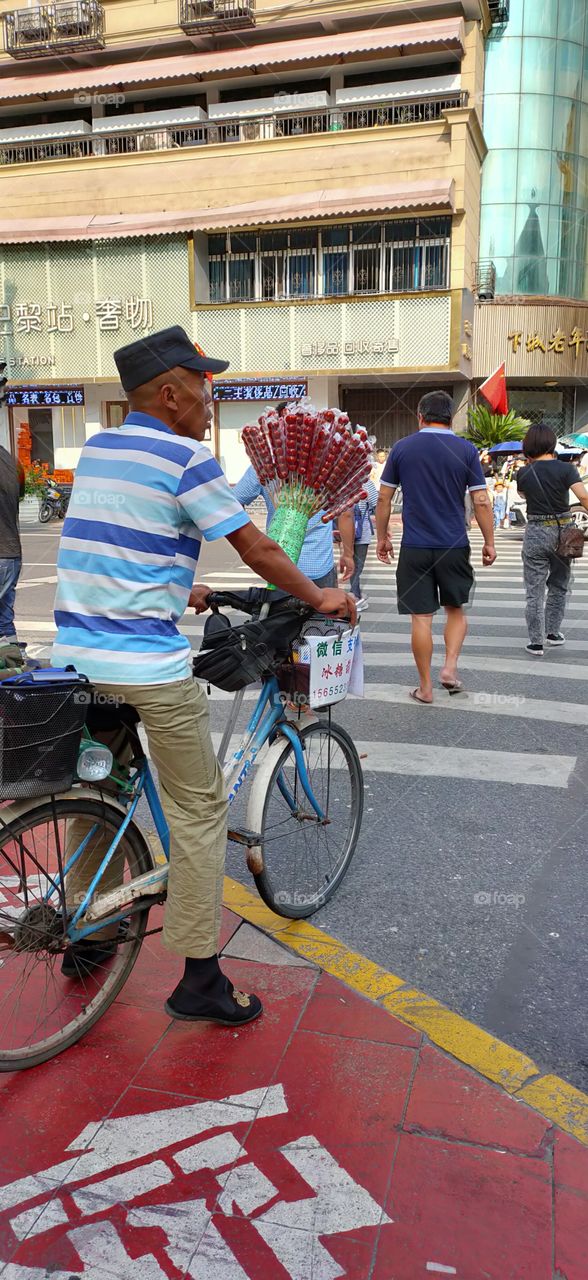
[28,409,54,470]
[341,384,454,449]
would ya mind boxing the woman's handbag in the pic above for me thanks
[555,518,584,559]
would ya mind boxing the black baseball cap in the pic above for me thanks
[114,325,229,392]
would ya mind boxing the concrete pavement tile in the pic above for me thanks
[0,1003,171,1181]
[254,1028,415,1151]
[376,1132,552,1280]
[404,1044,550,1154]
[299,970,420,1047]
[554,1183,588,1280]
[554,1130,588,1194]
[221,922,316,967]
[133,960,317,1098]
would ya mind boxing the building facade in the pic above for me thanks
[476,0,588,433]
[0,0,490,476]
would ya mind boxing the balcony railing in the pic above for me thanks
[474,259,496,300]
[179,0,254,33]
[488,0,509,26]
[4,1,104,58]
[0,92,467,166]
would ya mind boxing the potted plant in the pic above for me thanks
[20,462,46,524]
[465,404,530,450]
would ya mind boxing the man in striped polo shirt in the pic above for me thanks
[53,326,355,1026]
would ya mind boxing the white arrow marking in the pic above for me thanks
[254,1135,392,1280]
[130,1200,249,1279]
[0,1084,287,1214]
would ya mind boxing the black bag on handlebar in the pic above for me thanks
[193,607,305,693]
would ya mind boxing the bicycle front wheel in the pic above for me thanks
[0,797,153,1071]
[247,719,363,918]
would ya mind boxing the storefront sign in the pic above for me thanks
[6,386,84,406]
[213,381,307,402]
[508,328,588,357]
[301,339,399,358]
[0,298,154,335]
[474,302,588,378]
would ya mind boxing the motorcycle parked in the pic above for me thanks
[38,479,69,523]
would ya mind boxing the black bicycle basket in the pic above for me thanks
[0,669,91,800]
[193,607,306,693]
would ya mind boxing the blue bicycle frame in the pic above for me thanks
[45,674,322,944]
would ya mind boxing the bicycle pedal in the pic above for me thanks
[228,827,263,848]
[85,866,168,922]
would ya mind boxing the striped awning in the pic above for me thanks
[0,19,465,101]
[0,119,91,143]
[93,106,207,134]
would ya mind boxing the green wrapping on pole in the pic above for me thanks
[266,505,310,589]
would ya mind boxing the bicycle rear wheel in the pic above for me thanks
[247,719,363,918]
[0,797,153,1071]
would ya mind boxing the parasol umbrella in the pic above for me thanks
[564,431,588,449]
[488,441,523,454]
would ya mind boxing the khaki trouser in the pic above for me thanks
[65,677,227,957]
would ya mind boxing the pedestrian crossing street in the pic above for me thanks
[196,533,588,792]
[19,532,588,792]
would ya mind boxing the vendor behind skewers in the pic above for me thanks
[233,401,355,590]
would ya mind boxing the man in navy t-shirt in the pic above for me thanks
[375,390,496,704]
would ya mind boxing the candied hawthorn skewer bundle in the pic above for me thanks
[240,403,373,577]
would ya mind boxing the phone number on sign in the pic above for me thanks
[314,683,348,700]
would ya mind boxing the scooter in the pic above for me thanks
[38,479,68,523]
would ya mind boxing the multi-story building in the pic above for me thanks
[0,0,490,476]
[475,0,588,436]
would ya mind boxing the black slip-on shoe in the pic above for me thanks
[165,979,263,1026]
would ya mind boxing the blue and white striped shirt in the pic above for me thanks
[52,412,250,685]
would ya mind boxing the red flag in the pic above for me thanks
[479,363,508,415]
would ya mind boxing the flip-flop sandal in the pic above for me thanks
[409,688,432,705]
[440,680,465,695]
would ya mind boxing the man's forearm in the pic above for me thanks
[376,492,393,543]
[236,529,323,608]
[473,495,494,545]
[338,510,354,557]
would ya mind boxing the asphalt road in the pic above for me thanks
[15,519,588,1090]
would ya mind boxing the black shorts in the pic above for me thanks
[396,546,474,615]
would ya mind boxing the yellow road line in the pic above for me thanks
[223,876,588,1145]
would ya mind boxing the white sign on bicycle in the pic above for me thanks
[297,626,364,707]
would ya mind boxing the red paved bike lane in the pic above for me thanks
[0,905,586,1280]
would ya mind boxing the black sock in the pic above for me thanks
[181,955,227,998]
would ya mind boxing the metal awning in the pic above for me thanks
[209,91,329,120]
[335,73,462,106]
[0,180,456,243]
[0,18,465,100]
[0,118,91,143]
[93,106,207,133]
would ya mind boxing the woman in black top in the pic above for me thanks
[517,423,588,655]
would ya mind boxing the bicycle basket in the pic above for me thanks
[278,619,360,709]
[193,608,305,693]
[0,669,91,800]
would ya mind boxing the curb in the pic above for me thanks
[223,876,588,1146]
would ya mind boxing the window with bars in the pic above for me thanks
[206,217,451,302]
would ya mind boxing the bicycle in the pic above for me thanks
[0,591,363,1070]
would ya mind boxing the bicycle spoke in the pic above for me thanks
[0,799,151,1068]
